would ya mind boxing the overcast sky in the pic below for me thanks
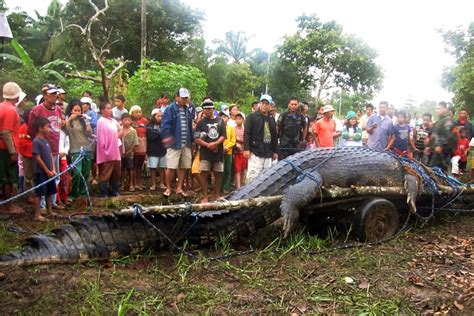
[6,0,474,107]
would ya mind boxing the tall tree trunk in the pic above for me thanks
[140,0,147,64]
[100,67,109,102]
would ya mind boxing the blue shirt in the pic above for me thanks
[161,102,195,149]
[366,115,393,151]
[391,123,411,151]
[32,137,53,174]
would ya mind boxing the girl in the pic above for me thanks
[96,102,122,197]
[341,111,363,147]
[130,105,149,190]
[19,109,34,203]
[228,104,239,128]
[146,108,167,190]
[66,100,93,205]
[232,112,247,189]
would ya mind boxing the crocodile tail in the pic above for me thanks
[0,214,165,267]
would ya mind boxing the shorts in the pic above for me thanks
[148,156,167,169]
[35,172,57,197]
[166,147,192,169]
[233,152,248,173]
[121,157,134,170]
[200,160,224,172]
[246,153,273,183]
[133,154,146,169]
[0,149,18,185]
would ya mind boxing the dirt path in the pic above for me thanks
[0,197,472,314]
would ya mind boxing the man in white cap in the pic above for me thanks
[0,82,24,214]
[244,94,278,183]
[313,104,339,148]
[161,88,195,197]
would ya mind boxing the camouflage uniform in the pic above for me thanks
[428,113,457,170]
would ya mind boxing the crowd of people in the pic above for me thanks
[0,81,470,220]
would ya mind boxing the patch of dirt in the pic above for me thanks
[0,197,472,314]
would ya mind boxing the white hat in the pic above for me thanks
[151,108,161,116]
[322,104,335,113]
[80,97,93,104]
[130,105,141,114]
[16,91,27,106]
[3,82,21,99]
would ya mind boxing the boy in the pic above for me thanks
[32,118,58,221]
[451,127,470,178]
[219,109,236,193]
[195,99,226,203]
[113,95,128,121]
[233,112,247,189]
[413,113,432,164]
[121,113,139,191]
[386,110,418,158]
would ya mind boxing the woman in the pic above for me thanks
[341,111,363,147]
[96,102,122,197]
[228,104,239,127]
[130,105,149,190]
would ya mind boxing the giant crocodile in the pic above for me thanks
[0,146,469,266]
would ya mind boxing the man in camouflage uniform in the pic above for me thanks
[427,101,457,171]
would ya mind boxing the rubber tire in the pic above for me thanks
[354,198,400,242]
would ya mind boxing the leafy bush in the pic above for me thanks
[128,60,207,116]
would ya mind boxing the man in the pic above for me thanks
[161,88,195,197]
[195,99,226,203]
[455,109,473,140]
[56,88,68,113]
[0,82,23,214]
[28,85,64,209]
[360,103,374,146]
[366,101,393,151]
[300,101,310,132]
[427,101,457,170]
[278,97,307,159]
[313,104,339,148]
[244,94,278,183]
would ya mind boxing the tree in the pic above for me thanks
[127,60,207,115]
[277,14,383,108]
[64,0,129,102]
[213,31,251,63]
[441,23,474,112]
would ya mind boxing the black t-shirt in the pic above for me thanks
[196,117,226,162]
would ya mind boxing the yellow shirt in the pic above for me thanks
[224,125,236,155]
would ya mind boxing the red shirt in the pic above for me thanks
[132,117,149,138]
[18,123,33,158]
[454,137,470,162]
[28,103,63,154]
[0,101,20,152]
[313,118,336,147]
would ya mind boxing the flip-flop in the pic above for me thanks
[163,191,171,198]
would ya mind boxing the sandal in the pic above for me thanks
[149,186,156,191]
[129,187,136,192]
[163,190,171,198]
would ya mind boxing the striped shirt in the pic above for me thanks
[179,107,188,147]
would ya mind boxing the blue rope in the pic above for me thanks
[0,144,94,211]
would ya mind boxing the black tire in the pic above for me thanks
[354,198,400,242]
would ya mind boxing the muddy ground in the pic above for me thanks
[0,194,473,315]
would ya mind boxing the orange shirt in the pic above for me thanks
[313,118,336,147]
[0,101,20,152]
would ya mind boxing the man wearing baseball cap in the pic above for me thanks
[161,88,195,197]
[244,94,278,183]
[195,98,226,202]
[313,104,339,148]
[0,82,24,214]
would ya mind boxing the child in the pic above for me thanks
[130,105,149,190]
[413,113,432,164]
[386,110,418,158]
[96,102,122,197]
[219,109,236,193]
[56,127,70,206]
[32,118,58,221]
[232,112,247,189]
[112,94,128,121]
[66,100,92,205]
[306,133,317,149]
[121,113,139,191]
[146,108,167,191]
[19,109,34,203]
[451,127,470,178]
[341,111,363,147]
